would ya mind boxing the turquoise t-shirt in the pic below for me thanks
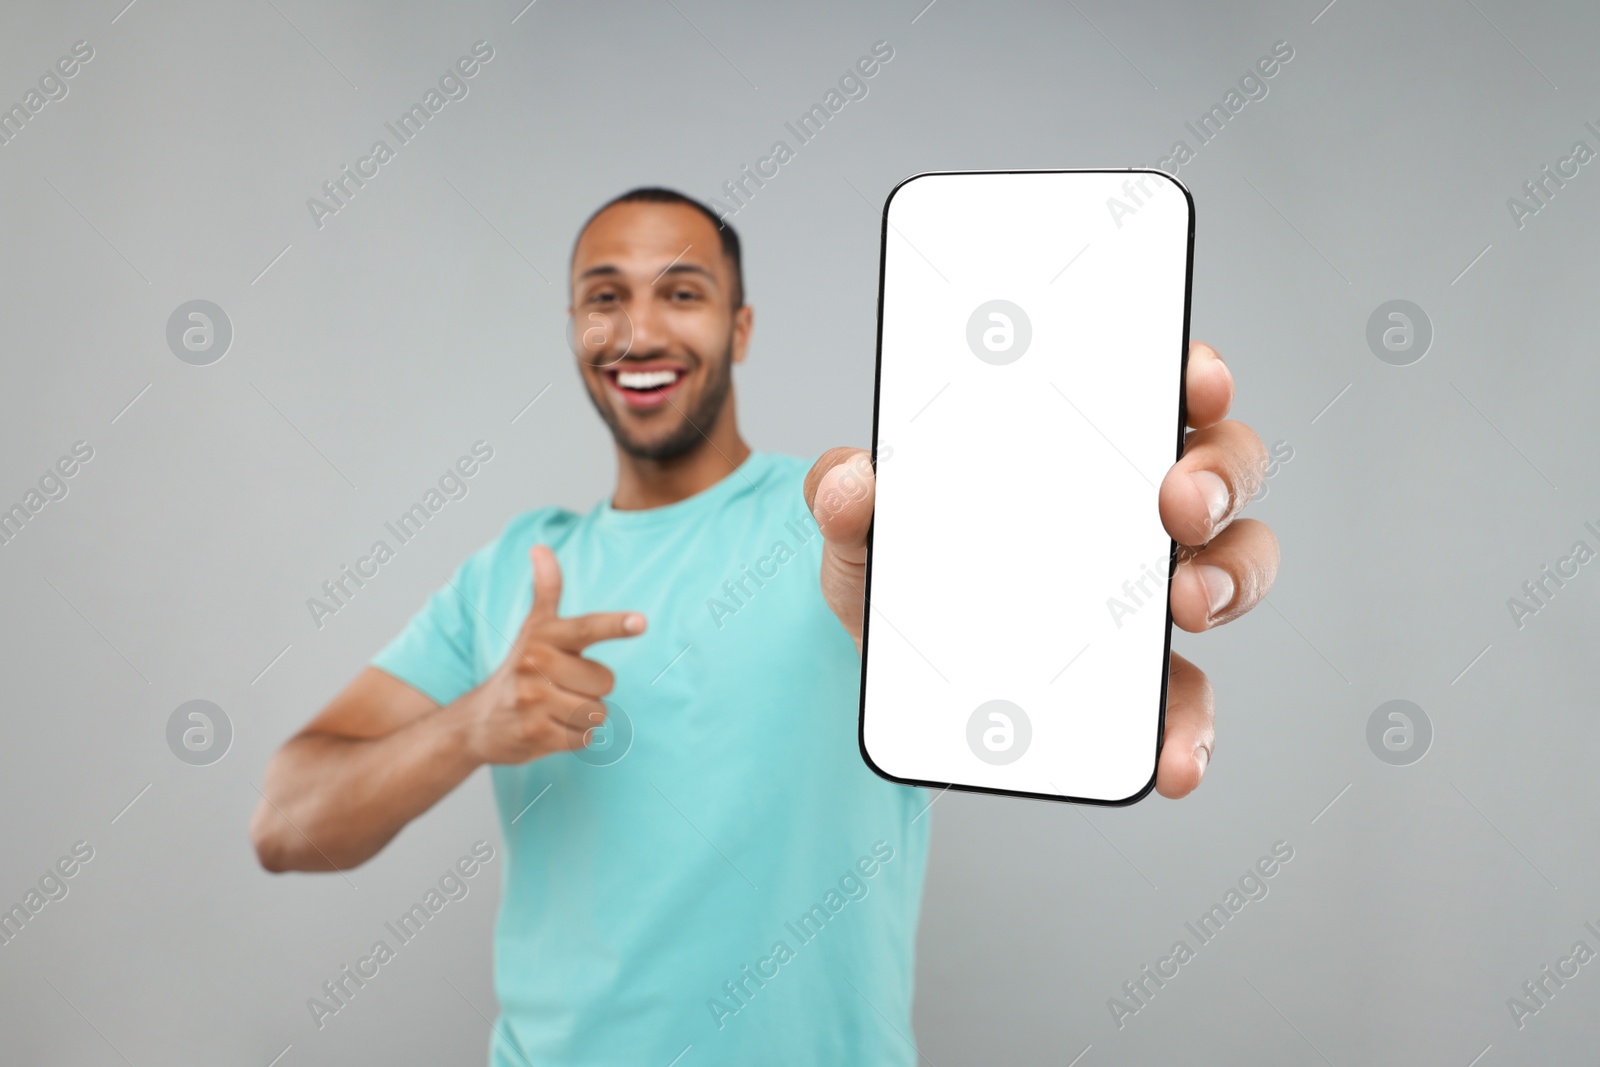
[372,451,931,1066]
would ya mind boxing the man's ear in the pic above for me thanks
[731,304,754,364]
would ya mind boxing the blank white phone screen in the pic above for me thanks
[860,170,1193,804]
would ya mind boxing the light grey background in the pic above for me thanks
[1,0,1595,1064]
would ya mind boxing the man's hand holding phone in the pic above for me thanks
[806,340,1280,800]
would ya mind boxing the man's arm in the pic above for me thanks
[249,667,481,872]
[249,545,646,872]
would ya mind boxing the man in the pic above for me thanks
[250,186,1279,1064]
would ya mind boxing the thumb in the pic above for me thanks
[804,447,875,556]
[525,544,562,628]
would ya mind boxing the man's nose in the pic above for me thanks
[624,295,666,355]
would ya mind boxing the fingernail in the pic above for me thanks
[1197,564,1234,619]
[1194,744,1211,775]
[624,614,646,634]
[1192,470,1230,531]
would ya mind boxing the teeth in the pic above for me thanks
[617,370,679,390]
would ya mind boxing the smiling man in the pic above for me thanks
[250,186,1279,1065]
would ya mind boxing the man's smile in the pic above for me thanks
[605,361,689,410]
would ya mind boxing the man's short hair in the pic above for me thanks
[572,187,745,308]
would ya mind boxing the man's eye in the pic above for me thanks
[589,292,617,304]
[671,289,699,301]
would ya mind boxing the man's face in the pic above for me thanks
[569,202,751,461]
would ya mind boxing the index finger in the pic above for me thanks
[537,610,647,652]
[1184,342,1234,430]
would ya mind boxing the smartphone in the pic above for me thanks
[858,169,1194,805]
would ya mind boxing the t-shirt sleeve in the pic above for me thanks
[371,549,488,708]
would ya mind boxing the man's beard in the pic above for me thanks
[588,340,734,462]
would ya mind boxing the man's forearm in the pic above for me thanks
[250,693,483,872]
